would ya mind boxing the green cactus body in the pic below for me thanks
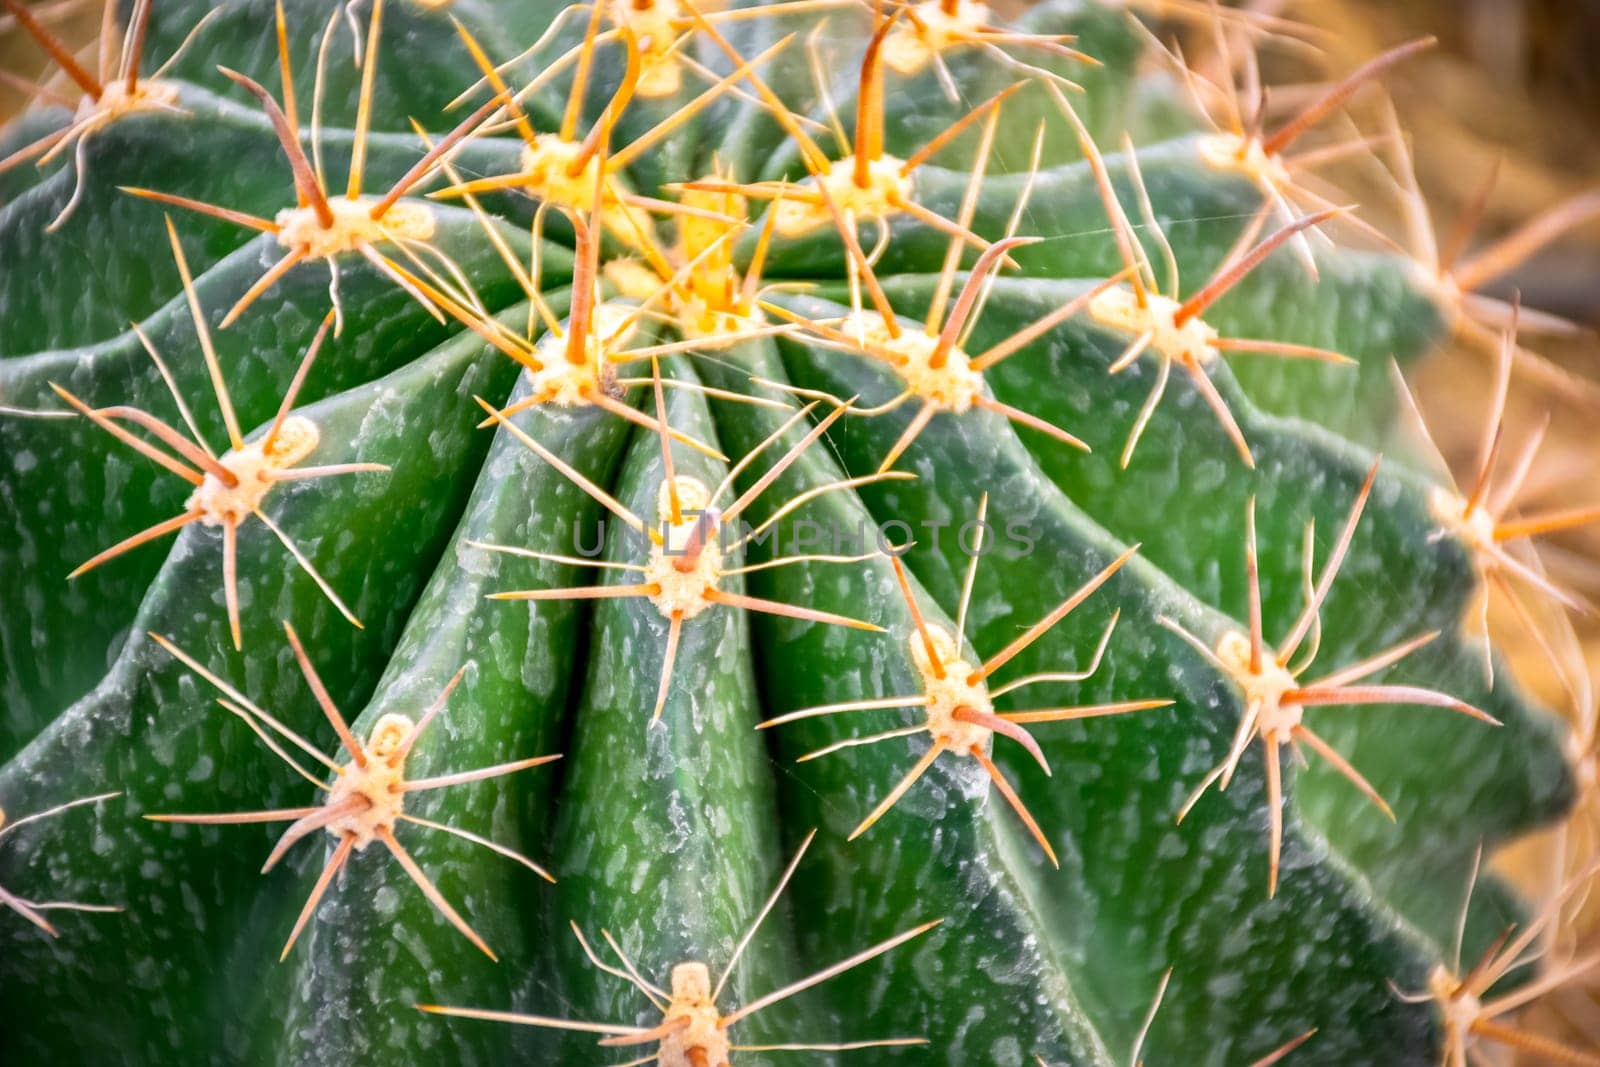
[0,2,1583,1065]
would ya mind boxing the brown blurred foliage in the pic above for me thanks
[1283,1,1600,1057]
[0,0,96,120]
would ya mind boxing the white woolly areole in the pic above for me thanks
[842,311,982,412]
[613,0,685,97]
[1428,485,1495,555]
[186,415,319,527]
[1088,286,1220,368]
[1215,630,1301,737]
[78,77,180,126]
[882,0,991,74]
[323,713,414,850]
[528,302,638,406]
[274,195,435,259]
[644,476,723,620]
[519,136,602,207]
[516,137,655,246]
[773,155,911,237]
[659,962,729,1067]
[1198,132,1292,189]
[911,623,994,752]
[1428,965,1482,1055]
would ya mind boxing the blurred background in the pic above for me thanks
[1249,5,1600,1055]
[5,0,1600,1058]
[1292,0,1593,1055]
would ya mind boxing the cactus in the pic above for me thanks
[0,1,1594,1064]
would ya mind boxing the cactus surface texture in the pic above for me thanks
[0,1,1592,1065]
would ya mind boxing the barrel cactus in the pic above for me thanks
[1,0,1594,1064]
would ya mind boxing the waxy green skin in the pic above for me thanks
[539,361,808,1062]
[0,1,1573,1064]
